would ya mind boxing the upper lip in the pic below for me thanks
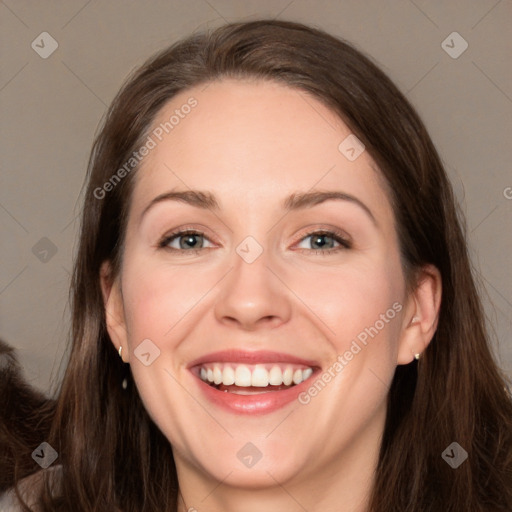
[187,349,320,369]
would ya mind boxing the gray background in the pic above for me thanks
[1,0,511,396]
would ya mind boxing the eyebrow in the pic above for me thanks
[140,189,377,226]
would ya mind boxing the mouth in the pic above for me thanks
[188,350,320,414]
[194,362,314,394]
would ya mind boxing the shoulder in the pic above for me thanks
[0,465,62,511]
[0,490,16,511]
[0,488,23,511]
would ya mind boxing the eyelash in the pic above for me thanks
[157,227,352,256]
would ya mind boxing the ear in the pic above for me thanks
[397,264,442,365]
[100,261,129,362]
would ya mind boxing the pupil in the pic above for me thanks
[179,234,334,250]
[313,234,331,249]
[181,234,200,249]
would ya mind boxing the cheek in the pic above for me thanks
[289,256,406,408]
[289,258,405,348]
[122,247,405,357]
[119,260,209,443]
[292,261,405,436]
[121,258,211,341]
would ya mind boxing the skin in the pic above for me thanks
[101,78,441,512]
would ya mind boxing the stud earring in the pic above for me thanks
[414,353,421,360]
[118,346,128,389]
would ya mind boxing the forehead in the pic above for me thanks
[130,78,393,224]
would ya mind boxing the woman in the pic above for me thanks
[2,19,511,512]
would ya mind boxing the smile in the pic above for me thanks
[188,350,320,414]
[198,363,314,392]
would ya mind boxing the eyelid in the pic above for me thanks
[290,225,353,248]
[158,224,353,253]
[157,225,219,249]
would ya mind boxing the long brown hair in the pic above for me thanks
[8,19,512,511]
[0,339,55,494]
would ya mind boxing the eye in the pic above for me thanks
[157,228,352,256]
[158,230,214,252]
[295,230,352,254]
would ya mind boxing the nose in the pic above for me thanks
[213,247,292,331]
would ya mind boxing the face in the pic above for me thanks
[103,78,433,499]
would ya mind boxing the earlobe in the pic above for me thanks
[100,261,129,362]
[397,264,442,365]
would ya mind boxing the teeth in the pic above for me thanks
[234,365,252,387]
[198,363,315,388]
[222,365,235,385]
[213,365,223,385]
[282,367,293,386]
[251,365,269,387]
[302,368,313,380]
[269,365,283,385]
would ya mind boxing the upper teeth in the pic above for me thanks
[199,363,314,387]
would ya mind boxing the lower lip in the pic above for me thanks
[192,372,318,415]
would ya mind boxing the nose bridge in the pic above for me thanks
[213,235,291,329]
